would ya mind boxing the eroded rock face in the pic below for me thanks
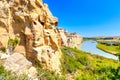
[4,53,37,78]
[57,28,68,46]
[4,53,32,74]
[0,0,61,73]
[58,28,83,49]
[67,32,83,49]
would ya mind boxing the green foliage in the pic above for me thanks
[77,54,89,65]
[37,68,66,80]
[0,66,28,80]
[61,47,82,74]
[83,38,97,41]
[0,47,6,52]
[14,37,19,45]
[97,43,120,55]
[75,73,96,80]
[33,60,43,68]
[61,47,120,80]
[7,37,20,50]
[0,66,5,75]
[8,38,13,46]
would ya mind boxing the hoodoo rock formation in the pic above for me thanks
[0,0,61,73]
[57,28,83,49]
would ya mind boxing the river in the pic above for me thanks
[81,40,118,60]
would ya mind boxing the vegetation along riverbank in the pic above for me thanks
[97,41,120,56]
[61,47,120,80]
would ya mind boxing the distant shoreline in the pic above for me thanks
[96,43,119,56]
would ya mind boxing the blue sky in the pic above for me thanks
[43,0,120,37]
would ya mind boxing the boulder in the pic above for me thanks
[4,53,37,79]
[4,53,32,75]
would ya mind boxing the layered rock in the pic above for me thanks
[0,0,61,73]
[57,28,82,49]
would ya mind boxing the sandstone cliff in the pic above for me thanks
[0,0,61,73]
[0,0,83,76]
[57,28,82,49]
[57,28,68,46]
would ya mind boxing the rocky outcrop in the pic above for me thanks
[0,0,61,73]
[0,0,83,76]
[57,28,68,46]
[58,28,82,49]
[4,53,37,79]
[67,32,82,49]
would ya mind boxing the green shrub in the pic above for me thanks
[0,47,6,52]
[77,55,89,65]
[14,37,19,45]
[61,47,82,74]
[74,72,96,80]
[37,68,66,80]
[61,47,120,80]
[0,66,5,75]
[7,37,20,50]
[0,66,28,80]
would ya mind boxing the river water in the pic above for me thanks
[81,40,118,60]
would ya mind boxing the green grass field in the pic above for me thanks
[97,43,120,55]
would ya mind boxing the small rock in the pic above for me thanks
[0,53,9,59]
[28,66,37,79]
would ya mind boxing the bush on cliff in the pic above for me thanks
[7,37,20,50]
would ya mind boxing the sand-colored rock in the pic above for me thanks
[28,66,38,79]
[0,53,9,59]
[0,0,61,74]
[4,53,32,74]
[4,53,37,79]
[57,28,68,46]
[67,32,83,49]
[58,28,83,49]
[0,0,83,75]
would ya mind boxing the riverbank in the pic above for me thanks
[61,47,120,80]
[97,43,120,56]
[81,40,118,60]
